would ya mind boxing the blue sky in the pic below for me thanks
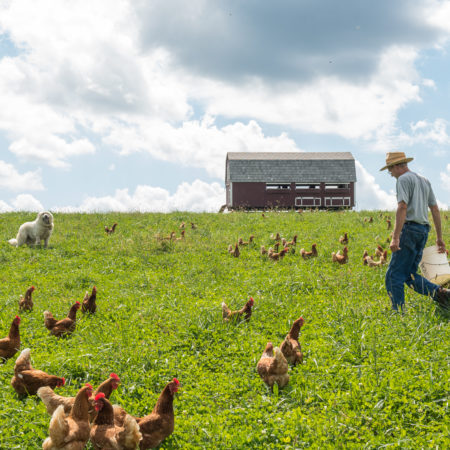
[0,0,449,213]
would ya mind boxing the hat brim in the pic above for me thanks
[380,157,414,171]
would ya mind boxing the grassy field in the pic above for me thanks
[0,211,449,449]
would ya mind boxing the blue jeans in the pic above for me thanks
[385,222,440,310]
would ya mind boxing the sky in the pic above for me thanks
[0,0,449,213]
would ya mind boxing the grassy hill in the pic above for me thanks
[0,211,449,448]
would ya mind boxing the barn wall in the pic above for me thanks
[230,182,355,209]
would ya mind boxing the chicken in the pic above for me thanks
[238,235,254,246]
[11,348,65,396]
[19,286,35,311]
[286,235,297,246]
[365,250,388,267]
[332,246,348,264]
[222,297,254,323]
[339,232,348,244]
[90,393,142,450]
[190,222,197,229]
[300,243,318,259]
[280,316,305,365]
[81,286,97,314]
[42,383,93,450]
[44,301,81,337]
[268,247,289,261]
[179,222,185,229]
[105,223,118,235]
[136,378,180,449]
[38,373,121,419]
[374,244,384,258]
[256,342,289,389]
[0,315,21,361]
[386,218,392,229]
[260,246,267,255]
[158,231,176,241]
[175,230,185,241]
[231,243,240,257]
[270,232,281,241]
[362,250,369,265]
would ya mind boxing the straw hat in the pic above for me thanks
[380,152,414,171]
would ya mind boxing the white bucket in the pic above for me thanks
[419,245,450,286]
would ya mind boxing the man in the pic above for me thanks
[381,152,449,311]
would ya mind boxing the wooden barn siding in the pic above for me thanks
[230,182,354,209]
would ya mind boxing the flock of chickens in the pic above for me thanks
[1,282,179,449]
[221,297,304,389]
[1,215,395,448]
[227,228,391,268]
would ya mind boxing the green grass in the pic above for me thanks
[0,211,449,449]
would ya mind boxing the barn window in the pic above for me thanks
[325,183,349,189]
[296,197,321,207]
[325,197,351,206]
[266,183,291,190]
[295,184,320,190]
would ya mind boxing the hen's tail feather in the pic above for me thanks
[221,302,231,319]
[14,348,32,372]
[47,405,69,446]
[119,414,142,448]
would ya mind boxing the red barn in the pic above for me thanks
[225,152,356,209]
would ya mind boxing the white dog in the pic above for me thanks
[8,211,54,248]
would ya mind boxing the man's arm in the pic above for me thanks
[429,204,446,253]
[390,201,407,252]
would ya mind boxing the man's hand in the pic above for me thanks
[436,238,446,253]
[390,237,401,253]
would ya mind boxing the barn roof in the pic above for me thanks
[226,152,357,183]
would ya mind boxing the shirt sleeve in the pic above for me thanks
[396,176,410,205]
[427,181,437,206]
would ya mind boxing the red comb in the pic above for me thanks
[61,377,66,386]
[95,392,106,401]
[85,383,93,389]
[31,286,35,290]
[173,378,180,385]
[75,301,81,305]
[110,373,120,381]
[15,315,20,320]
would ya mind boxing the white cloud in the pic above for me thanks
[54,179,225,213]
[441,163,450,192]
[11,194,44,211]
[186,46,421,143]
[0,200,13,212]
[0,0,444,175]
[0,160,44,191]
[422,78,436,89]
[8,136,95,169]
[355,161,397,211]
[103,116,300,178]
